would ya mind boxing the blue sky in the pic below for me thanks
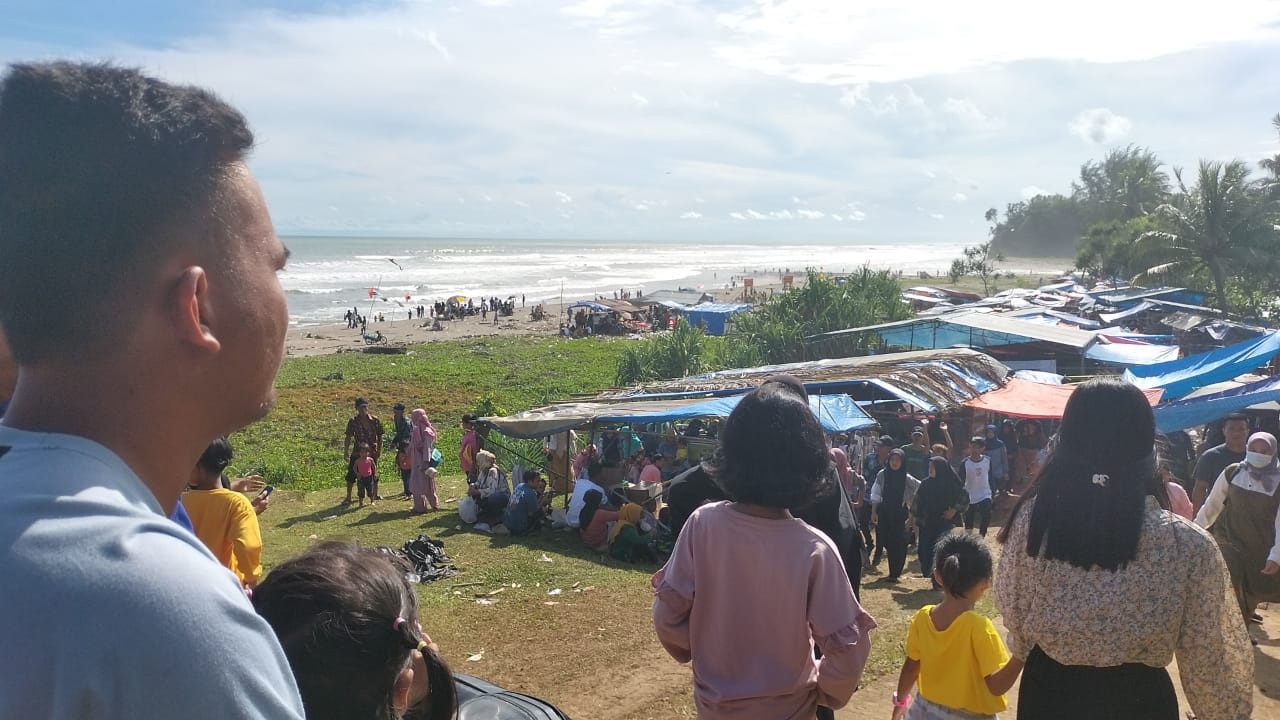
[3,0,1279,243]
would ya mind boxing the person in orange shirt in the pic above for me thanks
[184,438,264,589]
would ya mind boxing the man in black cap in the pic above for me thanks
[389,402,412,498]
[343,397,384,504]
[901,425,931,481]
[861,434,895,565]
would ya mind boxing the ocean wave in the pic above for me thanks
[287,287,345,295]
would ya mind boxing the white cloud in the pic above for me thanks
[952,192,969,203]
[15,0,1273,240]
[929,212,946,220]
[634,202,650,210]
[796,209,825,219]
[838,84,869,109]
[714,0,1280,85]
[426,30,454,63]
[1069,108,1133,145]
[1021,185,1049,199]
[680,211,703,219]
[942,97,996,129]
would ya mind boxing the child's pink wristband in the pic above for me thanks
[892,692,912,708]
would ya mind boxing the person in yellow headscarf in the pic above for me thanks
[609,503,654,562]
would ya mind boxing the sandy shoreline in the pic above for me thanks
[285,282,768,357]
[285,258,1075,358]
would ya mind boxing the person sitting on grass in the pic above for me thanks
[891,533,1022,720]
[639,453,667,487]
[609,503,654,562]
[467,450,509,532]
[504,469,548,535]
[579,489,620,552]
[184,437,265,590]
[252,541,458,720]
[567,461,611,528]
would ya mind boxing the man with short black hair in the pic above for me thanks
[389,402,412,497]
[0,62,303,719]
[1192,412,1251,513]
[860,435,895,565]
[343,397,384,503]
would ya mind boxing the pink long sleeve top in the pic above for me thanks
[652,501,876,720]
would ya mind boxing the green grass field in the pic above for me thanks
[245,334,997,719]
[231,336,627,490]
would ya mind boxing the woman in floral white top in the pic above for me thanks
[994,378,1252,720]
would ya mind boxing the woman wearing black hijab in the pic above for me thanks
[913,456,969,589]
[870,448,920,582]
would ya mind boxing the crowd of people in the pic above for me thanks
[0,61,1264,720]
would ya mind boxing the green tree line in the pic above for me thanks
[987,115,1280,316]
[615,268,910,385]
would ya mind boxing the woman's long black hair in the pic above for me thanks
[996,378,1169,571]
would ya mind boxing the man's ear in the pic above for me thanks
[170,267,220,354]
[392,666,415,714]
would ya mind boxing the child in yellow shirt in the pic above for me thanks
[891,533,1023,719]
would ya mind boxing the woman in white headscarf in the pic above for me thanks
[1196,431,1280,624]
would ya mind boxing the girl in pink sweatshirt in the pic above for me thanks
[652,380,876,719]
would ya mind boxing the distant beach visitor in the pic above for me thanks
[344,397,384,504]
[459,415,479,482]
[652,382,876,719]
[354,443,377,507]
[409,408,439,513]
[995,377,1252,719]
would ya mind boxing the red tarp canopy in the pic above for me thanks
[965,378,1164,419]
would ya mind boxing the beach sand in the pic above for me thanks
[285,283,773,357]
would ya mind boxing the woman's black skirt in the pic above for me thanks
[1018,646,1177,719]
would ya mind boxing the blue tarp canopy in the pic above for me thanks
[1153,375,1280,433]
[680,303,753,336]
[568,301,612,313]
[482,392,874,438]
[1122,331,1280,400]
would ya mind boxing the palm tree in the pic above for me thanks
[1074,145,1170,220]
[1133,159,1269,314]
[1260,113,1280,198]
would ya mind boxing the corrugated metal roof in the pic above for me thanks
[940,311,1098,349]
[1091,286,1186,304]
[594,348,1010,412]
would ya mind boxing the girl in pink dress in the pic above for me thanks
[409,409,438,512]
[652,380,877,719]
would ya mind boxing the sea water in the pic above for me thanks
[280,236,969,326]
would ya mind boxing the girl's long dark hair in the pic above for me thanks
[709,382,832,510]
[996,378,1169,571]
[252,542,458,720]
[578,489,603,532]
